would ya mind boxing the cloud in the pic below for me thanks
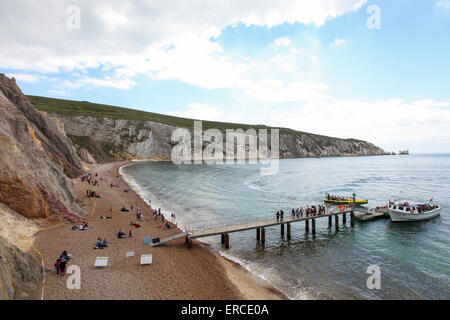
[0,0,367,90]
[436,0,450,10]
[168,103,225,121]
[77,76,136,90]
[329,38,346,47]
[271,37,292,48]
[6,73,42,83]
[245,98,450,150]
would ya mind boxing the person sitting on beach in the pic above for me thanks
[117,229,127,238]
[165,222,171,229]
[95,237,106,249]
[121,206,130,212]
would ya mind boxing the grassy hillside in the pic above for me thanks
[27,95,304,135]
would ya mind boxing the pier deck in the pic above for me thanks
[152,208,355,247]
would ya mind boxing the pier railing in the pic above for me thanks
[180,207,348,235]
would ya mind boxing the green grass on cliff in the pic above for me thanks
[27,95,308,136]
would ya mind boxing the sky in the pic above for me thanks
[1,0,449,153]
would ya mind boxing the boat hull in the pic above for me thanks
[324,199,368,205]
[389,208,441,222]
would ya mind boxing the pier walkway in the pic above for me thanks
[152,208,356,248]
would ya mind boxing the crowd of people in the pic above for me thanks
[276,205,328,221]
[81,173,102,187]
[326,194,350,201]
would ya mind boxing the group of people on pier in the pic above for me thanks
[276,205,328,221]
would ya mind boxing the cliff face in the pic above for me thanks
[46,114,386,163]
[0,74,84,220]
[0,236,42,300]
[0,74,87,300]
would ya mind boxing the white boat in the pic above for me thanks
[387,200,441,222]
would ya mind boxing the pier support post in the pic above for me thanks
[335,214,339,229]
[287,223,291,240]
[312,219,316,234]
[221,233,225,245]
[305,219,309,232]
[343,213,346,224]
[351,211,355,227]
[261,228,265,244]
[281,224,285,237]
[328,215,332,228]
[256,228,260,241]
[224,233,230,249]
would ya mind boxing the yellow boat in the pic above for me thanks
[324,198,368,205]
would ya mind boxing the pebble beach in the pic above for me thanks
[33,162,285,300]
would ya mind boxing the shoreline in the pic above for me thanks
[118,160,288,300]
[32,160,286,300]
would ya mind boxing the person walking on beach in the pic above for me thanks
[54,258,61,275]
[59,258,67,276]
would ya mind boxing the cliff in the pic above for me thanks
[27,96,386,163]
[0,74,86,299]
[0,75,84,221]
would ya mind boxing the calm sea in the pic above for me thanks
[120,154,450,299]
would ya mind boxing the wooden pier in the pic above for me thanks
[152,208,356,248]
[354,208,389,221]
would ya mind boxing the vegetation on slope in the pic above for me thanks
[27,95,329,138]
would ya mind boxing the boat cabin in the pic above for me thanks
[388,200,438,214]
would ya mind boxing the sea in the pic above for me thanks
[120,154,450,300]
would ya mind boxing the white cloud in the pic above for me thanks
[77,76,136,90]
[271,37,292,48]
[166,97,450,153]
[168,103,224,121]
[0,0,367,89]
[330,38,346,47]
[436,0,450,10]
[243,98,450,151]
[6,73,42,83]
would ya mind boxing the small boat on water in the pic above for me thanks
[387,200,441,222]
[324,194,368,205]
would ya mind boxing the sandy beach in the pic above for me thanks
[33,161,285,300]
